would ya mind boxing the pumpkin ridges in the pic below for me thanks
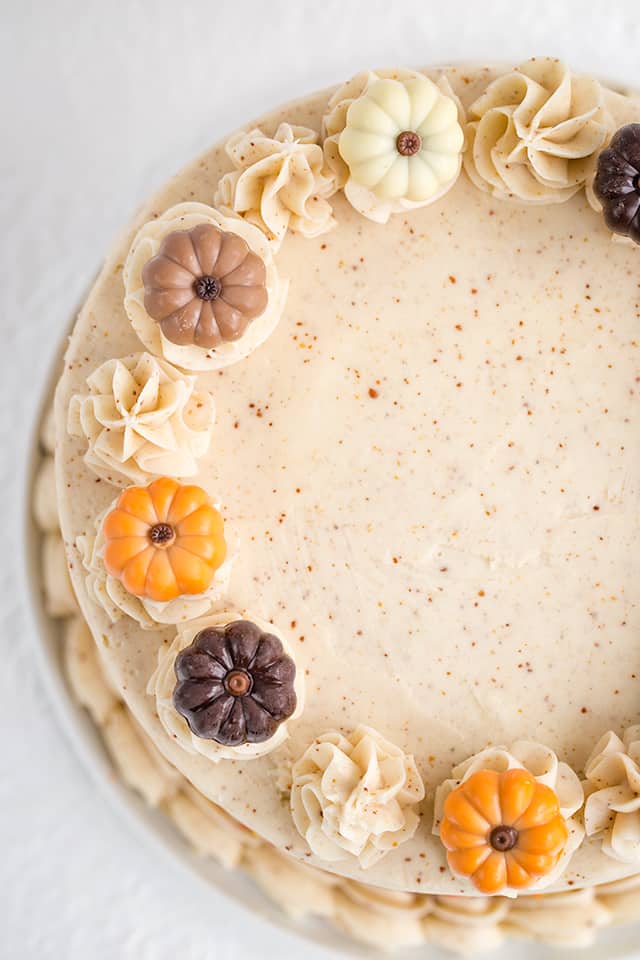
[104,537,149,576]
[215,231,251,277]
[222,283,269,317]
[505,852,534,888]
[168,545,216,595]
[175,504,224,538]
[517,817,568,855]
[144,548,179,602]
[167,484,210,525]
[222,251,266,287]
[471,849,507,894]
[509,848,559,876]
[499,768,536,824]
[158,229,200,274]
[116,487,157,525]
[190,222,223,276]
[175,533,224,565]
[460,770,502,826]
[148,476,181,523]
[442,787,492,834]
[513,783,560,831]
[446,845,492,876]
[142,255,194,290]
[439,821,486,850]
[103,509,149,540]
[121,546,156,596]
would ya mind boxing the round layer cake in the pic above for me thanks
[55,60,640,901]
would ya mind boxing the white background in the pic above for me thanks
[3,2,640,958]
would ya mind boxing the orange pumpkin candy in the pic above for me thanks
[102,477,226,603]
[440,768,569,895]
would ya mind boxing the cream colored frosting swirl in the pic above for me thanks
[214,123,336,247]
[424,895,509,954]
[33,457,59,532]
[504,887,609,947]
[583,726,640,864]
[124,202,288,371]
[433,741,585,895]
[464,58,612,204]
[64,616,118,726]
[67,352,215,485]
[597,872,640,922]
[290,725,424,868]
[244,844,338,920]
[334,882,433,949]
[323,68,465,223]
[103,704,182,808]
[78,505,233,629]
[168,782,259,869]
[148,611,304,763]
[43,533,77,618]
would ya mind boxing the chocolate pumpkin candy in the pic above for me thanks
[102,476,226,602]
[440,768,569,894]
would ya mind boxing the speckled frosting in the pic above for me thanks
[53,62,640,908]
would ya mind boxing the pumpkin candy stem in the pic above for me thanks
[148,522,175,547]
[489,825,518,852]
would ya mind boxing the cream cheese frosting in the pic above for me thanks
[33,457,59,532]
[464,58,613,203]
[214,122,336,247]
[290,725,424,867]
[123,202,288,371]
[43,533,77,618]
[584,726,640,864]
[68,352,215,485]
[54,65,640,897]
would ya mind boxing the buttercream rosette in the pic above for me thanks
[433,741,585,896]
[77,502,233,630]
[583,726,640,864]
[214,122,337,247]
[33,456,58,532]
[333,883,434,951]
[597,873,640,923]
[290,725,425,868]
[503,887,609,948]
[323,68,465,223]
[464,58,613,204]
[67,352,214,485]
[168,782,261,869]
[244,844,337,920]
[148,611,304,763]
[424,895,509,954]
[123,202,288,371]
[63,617,118,726]
[43,533,77,618]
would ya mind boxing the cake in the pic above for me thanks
[42,59,640,951]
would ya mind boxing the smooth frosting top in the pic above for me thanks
[55,64,640,894]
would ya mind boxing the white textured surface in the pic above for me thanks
[3,1,640,958]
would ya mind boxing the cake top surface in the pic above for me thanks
[54,62,640,895]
